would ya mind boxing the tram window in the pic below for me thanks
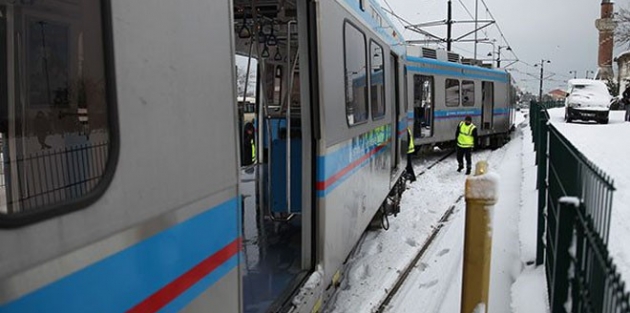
[445,79,460,107]
[0,0,116,224]
[370,41,385,120]
[0,6,6,136]
[265,65,282,107]
[462,80,475,106]
[403,68,408,112]
[343,22,368,126]
[235,55,258,115]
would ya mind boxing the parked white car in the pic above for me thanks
[564,79,613,124]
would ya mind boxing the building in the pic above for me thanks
[548,89,568,101]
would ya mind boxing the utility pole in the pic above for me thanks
[537,59,551,102]
[496,45,511,68]
[474,0,478,59]
[399,1,494,53]
[585,70,594,79]
[447,0,453,51]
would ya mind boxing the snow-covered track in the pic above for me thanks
[373,195,463,313]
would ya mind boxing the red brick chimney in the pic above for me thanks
[596,0,615,80]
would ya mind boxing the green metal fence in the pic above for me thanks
[530,101,630,313]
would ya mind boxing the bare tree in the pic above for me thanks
[236,66,257,98]
[615,7,630,47]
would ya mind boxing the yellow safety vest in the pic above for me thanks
[457,122,476,148]
[407,128,415,154]
[251,139,256,163]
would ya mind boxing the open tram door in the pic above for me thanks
[481,81,495,130]
[233,1,316,312]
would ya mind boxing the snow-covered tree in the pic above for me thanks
[615,7,630,46]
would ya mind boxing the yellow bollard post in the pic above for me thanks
[460,161,498,313]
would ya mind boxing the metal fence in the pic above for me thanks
[530,101,630,312]
[0,141,109,214]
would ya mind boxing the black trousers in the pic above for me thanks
[406,153,416,181]
[456,146,472,169]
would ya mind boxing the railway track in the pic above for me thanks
[373,194,463,313]
[325,148,461,313]
[415,150,456,177]
[367,148,460,312]
[372,142,510,312]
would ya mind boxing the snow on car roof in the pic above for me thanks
[567,78,607,87]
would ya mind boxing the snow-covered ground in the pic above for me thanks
[322,110,547,313]
[325,108,630,312]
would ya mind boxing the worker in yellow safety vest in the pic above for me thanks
[455,115,478,175]
[405,127,416,182]
[251,137,256,164]
[244,122,256,166]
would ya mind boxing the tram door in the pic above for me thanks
[413,75,434,139]
[233,1,314,312]
[482,81,494,130]
[390,53,401,171]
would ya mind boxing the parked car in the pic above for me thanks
[564,79,612,124]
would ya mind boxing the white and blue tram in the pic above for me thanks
[0,0,514,312]
[0,0,409,312]
[406,46,515,149]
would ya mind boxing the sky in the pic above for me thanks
[320,109,630,312]
[381,0,630,94]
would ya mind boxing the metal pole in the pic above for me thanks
[497,47,501,68]
[38,22,52,106]
[474,0,478,59]
[538,60,544,103]
[286,21,294,216]
[461,161,497,313]
[447,0,452,51]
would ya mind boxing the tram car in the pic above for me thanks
[405,46,515,149]
[0,0,409,313]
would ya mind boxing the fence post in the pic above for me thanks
[536,115,548,266]
[536,107,547,165]
[550,197,578,313]
[531,101,538,145]
[460,161,498,313]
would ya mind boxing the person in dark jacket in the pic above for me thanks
[623,85,630,122]
[455,115,478,175]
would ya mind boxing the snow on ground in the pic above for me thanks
[324,148,473,313]
[547,108,630,284]
[385,112,544,313]
[510,266,549,313]
[325,109,630,313]
[384,201,465,313]
[326,112,553,313]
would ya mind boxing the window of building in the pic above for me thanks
[343,22,368,126]
[0,0,116,224]
[370,41,385,120]
[445,79,460,107]
[462,80,475,106]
